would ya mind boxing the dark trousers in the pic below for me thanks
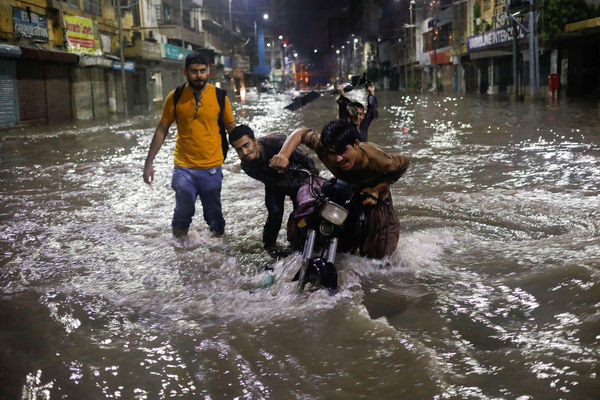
[263,186,297,248]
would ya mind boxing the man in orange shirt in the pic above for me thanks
[143,53,236,237]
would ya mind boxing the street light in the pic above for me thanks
[409,0,416,85]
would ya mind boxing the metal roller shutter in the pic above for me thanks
[91,67,109,118]
[17,60,47,124]
[0,58,19,127]
[45,63,72,124]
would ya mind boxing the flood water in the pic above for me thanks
[1,91,599,399]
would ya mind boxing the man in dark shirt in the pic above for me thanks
[336,82,378,142]
[229,125,319,250]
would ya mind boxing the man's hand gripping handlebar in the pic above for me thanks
[269,154,290,173]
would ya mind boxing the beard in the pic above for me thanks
[188,78,206,91]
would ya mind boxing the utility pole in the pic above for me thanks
[180,0,185,60]
[280,41,286,91]
[403,37,408,90]
[409,0,415,86]
[528,0,537,96]
[512,17,520,99]
[229,0,234,72]
[116,0,128,118]
[433,17,438,91]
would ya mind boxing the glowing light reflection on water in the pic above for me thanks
[1,93,599,399]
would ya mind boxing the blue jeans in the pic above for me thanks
[171,166,225,234]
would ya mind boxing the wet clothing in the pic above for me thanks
[160,84,235,169]
[299,130,409,259]
[241,134,318,248]
[171,166,225,233]
[159,83,234,233]
[337,93,378,142]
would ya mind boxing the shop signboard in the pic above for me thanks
[162,43,194,60]
[113,61,136,71]
[163,43,183,60]
[12,7,49,42]
[64,14,102,55]
[467,26,526,52]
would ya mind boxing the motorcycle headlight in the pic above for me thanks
[319,201,348,226]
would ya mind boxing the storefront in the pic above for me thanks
[74,55,113,120]
[0,44,21,128]
[16,47,78,125]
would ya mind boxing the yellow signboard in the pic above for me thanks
[64,15,101,55]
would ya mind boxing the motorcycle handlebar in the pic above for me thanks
[269,163,379,205]
[269,163,313,177]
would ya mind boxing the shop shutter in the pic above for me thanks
[17,60,47,124]
[91,67,109,118]
[45,63,73,124]
[0,58,18,127]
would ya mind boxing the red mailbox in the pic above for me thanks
[548,73,560,100]
[548,73,560,90]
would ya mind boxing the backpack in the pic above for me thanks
[172,83,229,160]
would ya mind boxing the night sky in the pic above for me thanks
[283,0,347,58]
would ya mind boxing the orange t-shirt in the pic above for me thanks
[160,83,235,169]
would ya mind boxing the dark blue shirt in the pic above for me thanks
[337,94,378,142]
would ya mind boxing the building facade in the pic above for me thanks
[0,0,251,128]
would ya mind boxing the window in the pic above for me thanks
[423,23,453,52]
[83,0,101,16]
[151,72,163,102]
[163,3,170,21]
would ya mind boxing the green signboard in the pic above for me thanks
[163,43,194,60]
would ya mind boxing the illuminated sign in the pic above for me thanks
[467,26,526,52]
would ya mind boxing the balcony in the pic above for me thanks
[124,39,162,61]
[158,26,205,47]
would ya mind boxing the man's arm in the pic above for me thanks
[225,121,236,134]
[364,83,378,126]
[143,121,171,185]
[360,182,389,206]
[336,84,351,120]
[269,127,312,169]
[289,147,317,175]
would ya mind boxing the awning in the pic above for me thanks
[0,43,21,58]
[20,47,79,63]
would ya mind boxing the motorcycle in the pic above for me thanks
[284,165,367,294]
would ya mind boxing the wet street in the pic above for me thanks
[1,91,599,399]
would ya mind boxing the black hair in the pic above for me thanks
[185,52,208,68]
[229,124,255,144]
[320,119,360,153]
